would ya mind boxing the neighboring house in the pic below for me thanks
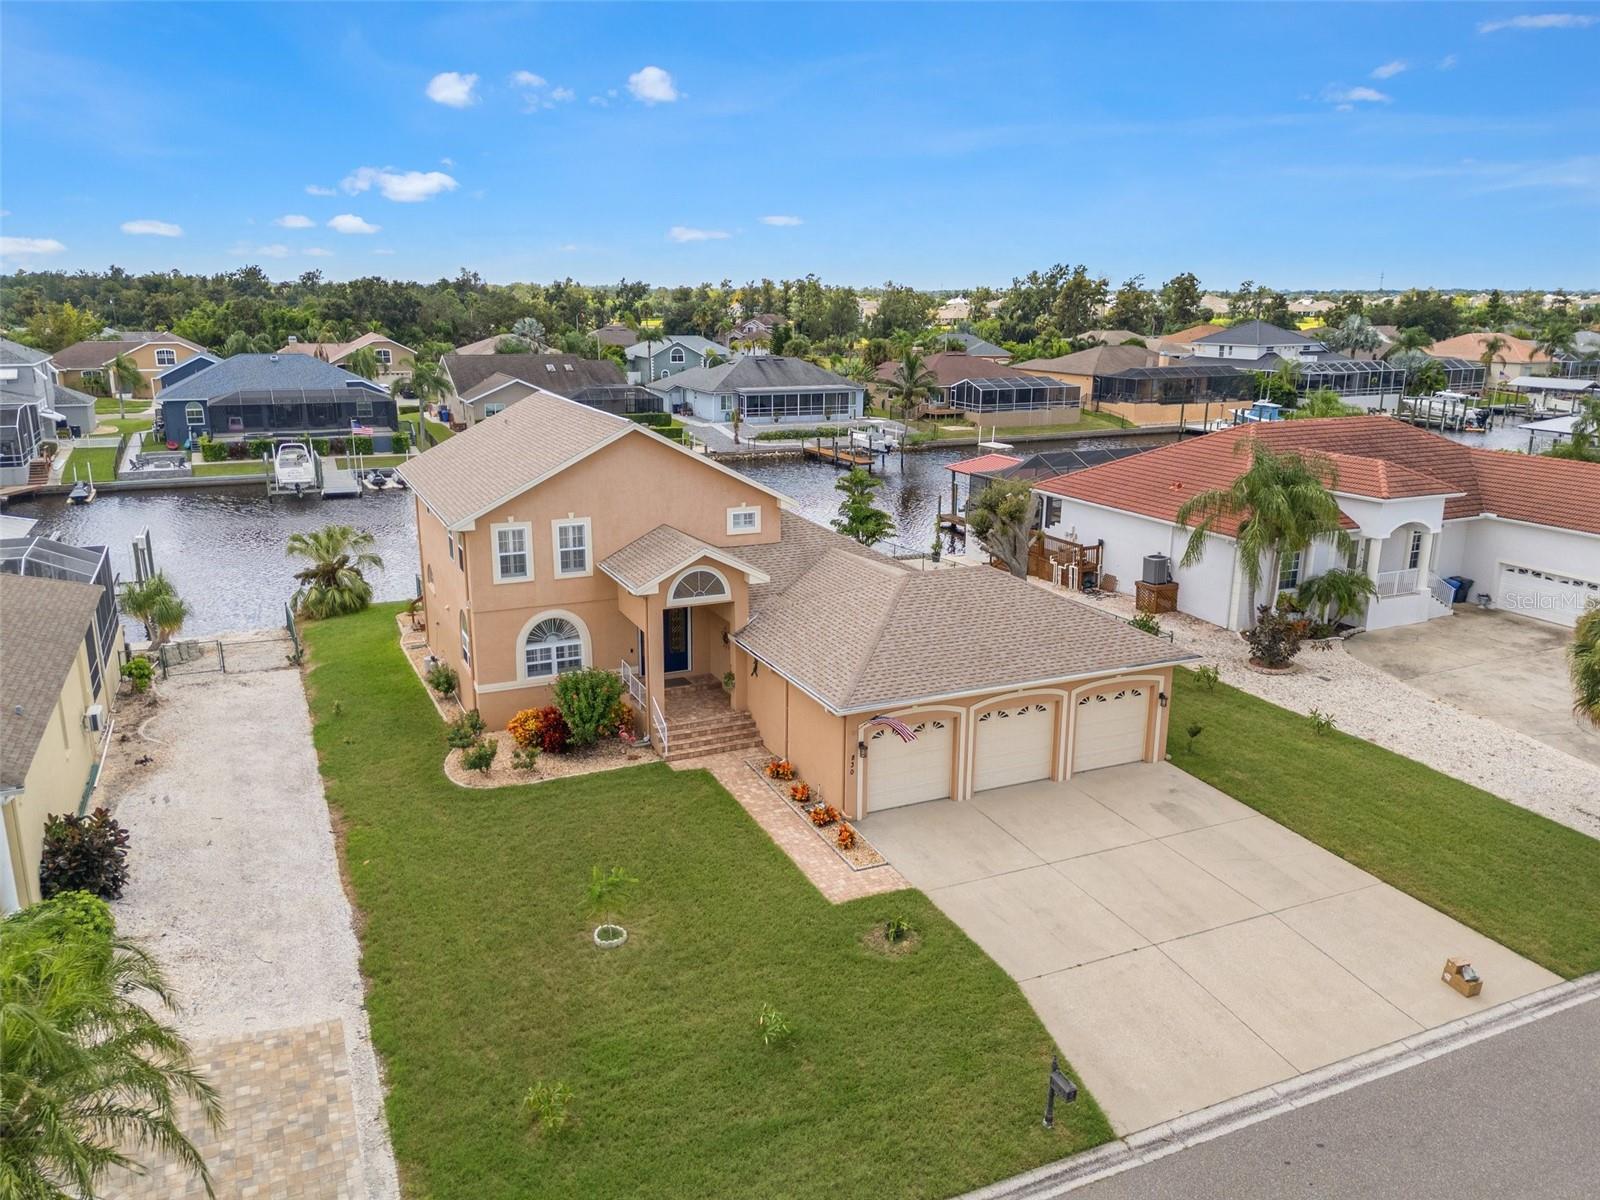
[1035,415,1600,633]
[594,322,638,348]
[872,352,1078,427]
[277,332,416,388]
[155,354,395,445]
[1013,344,1161,418]
[439,352,660,425]
[1188,320,1326,362]
[624,336,731,384]
[650,356,865,425]
[51,332,208,400]
[936,331,1010,361]
[1425,333,1550,385]
[727,314,785,348]
[934,297,972,323]
[1,337,95,441]
[0,540,123,914]
[1199,293,1232,316]
[451,334,518,356]
[1290,297,1335,318]
[397,391,1190,821]
[1554,331,1600,380]
[1079,328,1147,347]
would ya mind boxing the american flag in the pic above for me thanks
[350,419,375,435]
[866,715,917,742]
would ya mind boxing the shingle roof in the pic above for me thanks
[277,331,413,361]
[653,356,858,394]
[156,354,382,400]
[52,334,205,369]
[734,546,1192,713]
[939,332,1010,358]
[594,322,637,347]
[442,352,627,399]
[874,352,1052,388]
[624,335,730,358]
[397,390,633,528]
[0,338,50,366]
[0,573,104,789]
[1037,415,1600,538]
[1164,324,1227,343]
[1193,320,1316,348]
[599,525,767,593]
[1013,344,1159,376]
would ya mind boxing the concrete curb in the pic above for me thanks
[960,971,1600,1199]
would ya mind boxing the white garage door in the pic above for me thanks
[1072,685,1150,773]
[1497,564,1598,629]
[973,701,1056,792]
[865,718,953,812]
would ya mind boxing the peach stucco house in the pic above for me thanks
[399,393,1190,821]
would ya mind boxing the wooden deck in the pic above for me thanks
[802,441,876,469]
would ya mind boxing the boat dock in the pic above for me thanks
[802,437,879,470]
[319,457,362,498]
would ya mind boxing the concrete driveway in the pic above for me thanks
[859,764,1560,1135]
[1345,606,1598,767]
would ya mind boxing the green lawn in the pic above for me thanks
[61,445,120,482]
[99,416,155,437]
[335,453,409,469]
[1167,668,1600,979]
[93,396,142,414]
[192,461,268,477]
[919,411,1131,439]
[303,606,1110,1200]
[402,413,454,444]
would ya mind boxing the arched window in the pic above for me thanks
[185,402,205,429]
[669,346,686,364]
[524,616,584,679]
[670,568,729,605]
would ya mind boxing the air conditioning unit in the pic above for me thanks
[1142,554,1172,586]
[85,704,105,733]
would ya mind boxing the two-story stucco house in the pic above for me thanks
[398,393,1191,821]
[276,332,417,389]
[623,335,730,384]
[52,332,209,400]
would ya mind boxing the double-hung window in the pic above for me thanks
[553,518,590,578]
[375,348,392,365]
[459,611,472,668]
[1407,530,1424,570]
[524,617,585,679]
[727,506,760,534]
[155,348,177,367]
[1277,550,1302,592]
[493,523,531,582]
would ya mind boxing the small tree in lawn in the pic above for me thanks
[885,350,939,467]
[287,524,384,619]
[967,479,1036,578]
[831,466,895,546]
[588,865,638,947]
[109,353,143,418]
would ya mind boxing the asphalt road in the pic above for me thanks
[1075,998,1600,1200]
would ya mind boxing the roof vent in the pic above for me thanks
[269,354,279,361]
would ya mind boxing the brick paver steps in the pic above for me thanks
[663,679,768,761]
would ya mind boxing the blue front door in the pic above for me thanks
[663,608,691,674]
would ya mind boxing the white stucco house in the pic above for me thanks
[1034,416,1600,631]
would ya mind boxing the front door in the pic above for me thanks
[663,608,691,674]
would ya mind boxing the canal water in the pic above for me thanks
[5,426,1528,637]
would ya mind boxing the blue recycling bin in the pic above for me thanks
[1447,576,1474,603]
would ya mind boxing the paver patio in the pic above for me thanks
[860,763,1561,1134]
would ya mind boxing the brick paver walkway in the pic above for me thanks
[674,750,910,902]
[111,1020,364,1199]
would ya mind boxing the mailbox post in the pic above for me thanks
[1043,1054,1078,1129]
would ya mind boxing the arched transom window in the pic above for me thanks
[670,568,729,605]
[524,616,584,679]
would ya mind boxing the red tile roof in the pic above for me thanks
[1036,416,1600,538]
[948,452,1022,477]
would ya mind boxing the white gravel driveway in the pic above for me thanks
[1049,585,1600,839]
[103,662,399,1200]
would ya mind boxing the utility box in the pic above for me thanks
[1142,554,1172,585]
[1442,957,1482,997]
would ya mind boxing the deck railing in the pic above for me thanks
[1375,568,1420,597]
[1428,574,1457,608]
[619,658,646,708]
[651,696,669,757]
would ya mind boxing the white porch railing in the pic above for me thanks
[651,696,669,756]
[1374,568,1420,597]
[619,658,645,708]
[1428,574,1456,608]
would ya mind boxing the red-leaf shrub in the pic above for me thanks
[39,808,131,900]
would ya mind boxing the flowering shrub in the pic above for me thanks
[506,708,542,750]
[764,758,795,781]
[835,823,858,851]
[788,782,811,803]
[807,804,841,828]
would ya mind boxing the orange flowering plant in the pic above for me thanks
[763,758,795,781]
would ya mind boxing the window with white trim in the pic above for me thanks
[669,346,686,364]
[671,568,728,603]
[459,611,472,668]
[1407,530,1424,570]
[485,402,507,417]
[493,523,531,581]
[155,348,177,366]
[185,402,205,428]
[1277,550,1302,592]
[375,348,392,365]
[447,532,456,563]
[553,519,590,577]
[727,505,761,534]
[524,617,584,679]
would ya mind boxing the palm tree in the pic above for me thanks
[1287,389,1359,420]
[402,360,449,412]
[1322,314,1380,357]
[1477,334,1508,373]
[119,573,190,646]
[1533,323,1577,365]
[1296,567,1378,628]
[1570,604,1600,728]
[511,316,546,347]
[343,346,381,381]
[1175,439,1352,620]
[1394,326,1433,353]
[109,353,143,418]
[885,350,939,466]
[1,898,222,1198]
[287,525,384,619]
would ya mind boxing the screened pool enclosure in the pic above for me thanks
[161,387,399,440]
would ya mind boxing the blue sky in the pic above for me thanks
[2,2,1596,290]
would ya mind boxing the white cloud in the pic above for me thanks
[372,248,396,255]
[558,243,580,252]
[668,226,729,243]
[1479,13,1596,33]
[273,213,315,228]
[588,95,609,107]
[1371,60,1407,79]
[255,244,291,258]
[328,213,381,234]
[550,86,575,102]
[440,156,454,167]
[341,166,459,203]
[305,184,337,196]
[1322,85,1392,105]
[510,70,547,88]
[628,66,679,104]
[120,218,183,237]
[760,215,803,227]
[425,71,479,107]
[1438,54,1458,69]
[0,235,66,258]
[304,247,333,257]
